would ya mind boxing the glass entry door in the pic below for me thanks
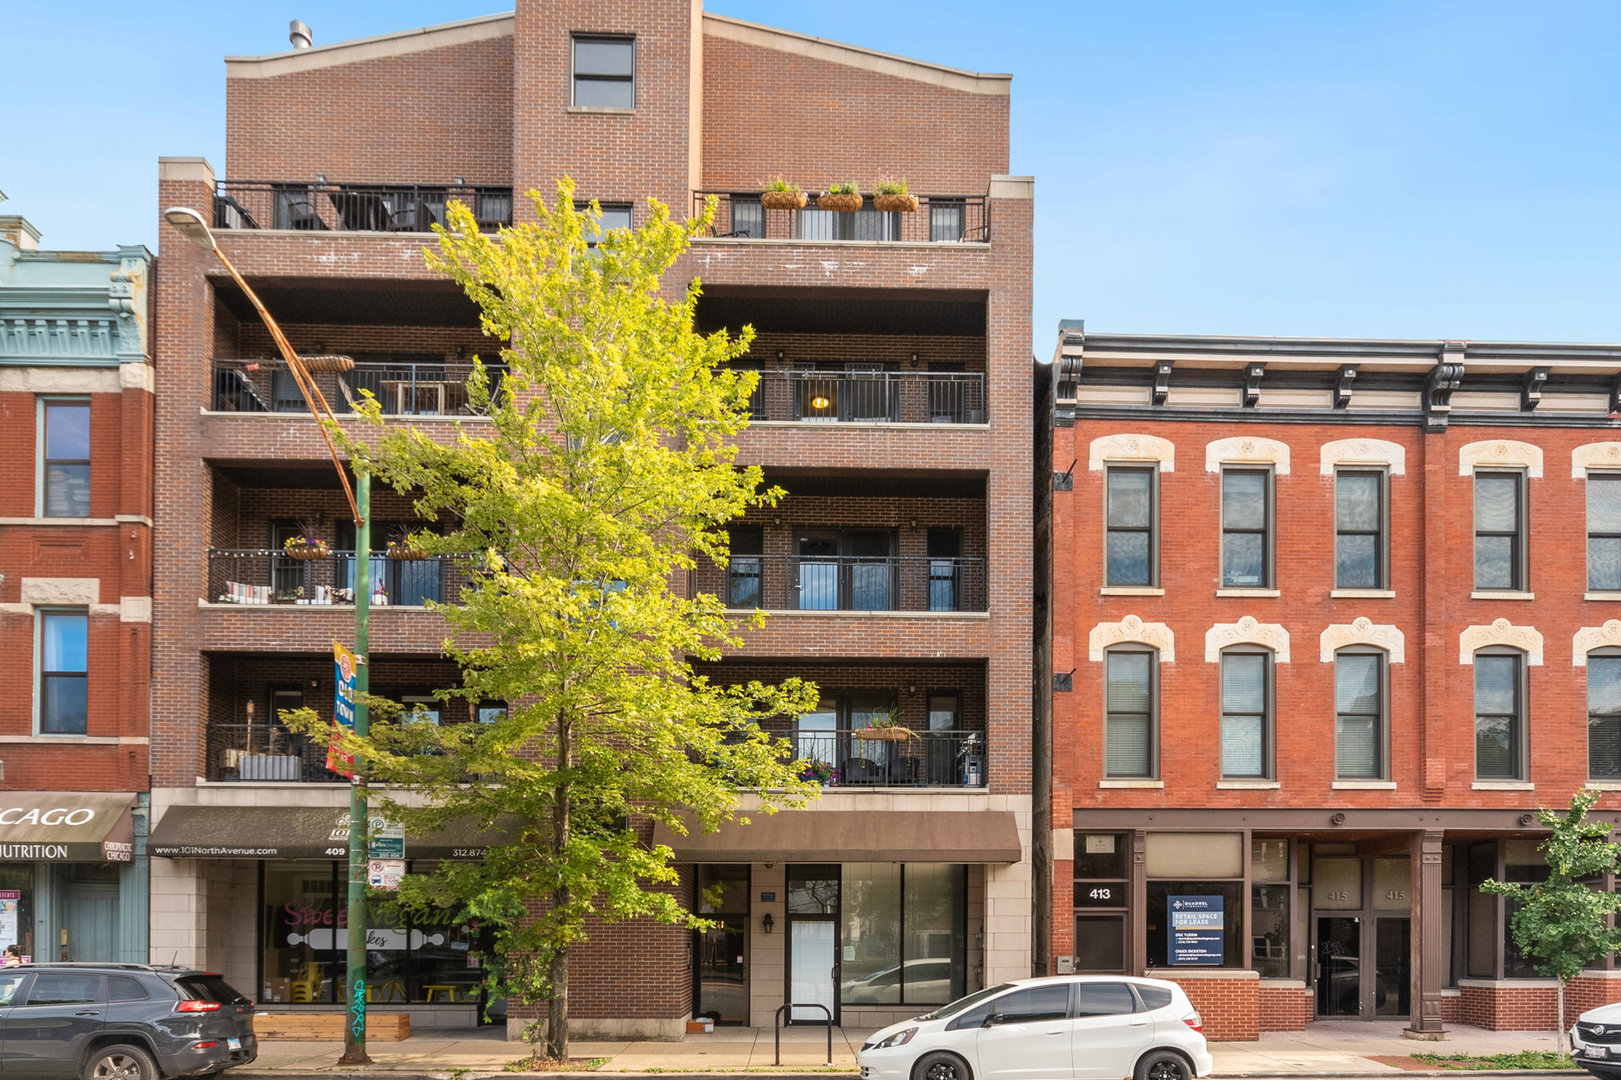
[1316,917,1361,1017]
[1374,917,1411,1017]
[787,865,839,1024]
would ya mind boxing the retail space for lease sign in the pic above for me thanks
[1169,895,1224,965]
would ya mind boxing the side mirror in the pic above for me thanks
[983,1013,1000,1028]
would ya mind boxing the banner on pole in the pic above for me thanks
[328,641,358,779]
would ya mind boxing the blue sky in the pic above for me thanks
[4,1,1619,348]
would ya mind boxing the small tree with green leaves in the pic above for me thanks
[304,180,819,1060]
[1482,788,1621,1050]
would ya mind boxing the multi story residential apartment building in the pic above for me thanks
[1041,325,1621,1039]
[151,2,1033,1036]
[0,213,153,963]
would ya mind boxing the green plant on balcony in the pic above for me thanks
[857,703,914,742]
[759,174,806,211]
[282,523,329,561]
[385,525,428,561]
[872,175,918,213]
[817,182,863,213]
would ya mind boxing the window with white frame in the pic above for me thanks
[1220,649,1272,778]
[37,609,88,735]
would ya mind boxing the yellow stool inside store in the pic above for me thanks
[421,984,459,1003]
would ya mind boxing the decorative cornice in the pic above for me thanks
[1088,433,1175,473]
[1572,442,1621,480]
[1459,619,1544,665]
[1089,614,1175,663]
[1319,438,1406,476]
[1206,616,1290,663]
[1205,436,1290,475]
[1458,439,1544,477]
[1573,621,1621,665]
[1320,618,1405,663]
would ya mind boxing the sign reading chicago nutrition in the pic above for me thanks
[0,794,136,863]
[1168,895,1224,966]
[328,640,358,779]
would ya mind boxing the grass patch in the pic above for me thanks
[503,1055,609,1072]
[1409,1051,1578,1070]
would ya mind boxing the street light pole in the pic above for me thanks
[164,207,373,1065]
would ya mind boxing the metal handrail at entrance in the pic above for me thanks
[774,1002,834,1066]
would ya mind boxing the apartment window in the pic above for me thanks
[1105,466,1156,587]
[927,528,962,612]
[1221,468,1271,588]
[1335,469,1386,589]
[1474,470,1525,590]
[37,610,88,735]
[1474,650,1526,780]
[1104,649,1155,778]
[1334,650,1386,779]
[1220,650,1272,778]
[572,35,634,108]
[576,201,633,241]
[1588,652,1621,780]
[1588,473,1621,591]
[727,525,762,609]
[929,201,966,242]
[40,400,91,517]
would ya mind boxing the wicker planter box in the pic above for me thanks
[760,190,806,211]
[817,192,864,213]
[386,546,428,561]
[297,354,355,373]
[873,193,918,212]
[284,542,329,561]
[856,726,914,742]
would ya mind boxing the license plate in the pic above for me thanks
[227,1038,241,1051]
[1590,1047,1609,1059]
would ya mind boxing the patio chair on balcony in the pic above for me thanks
[213,194,261,231]
[327,189,388,231]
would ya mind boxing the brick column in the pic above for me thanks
[1407,829,1447,1037]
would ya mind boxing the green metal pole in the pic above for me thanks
[341,471,372,1065]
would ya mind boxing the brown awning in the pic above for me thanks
[150,805,513,860]
[652,810,1023,864]
[0,792,136,863]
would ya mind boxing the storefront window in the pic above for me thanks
[839,863,964,1006]
[0,867,33,962]
[1503,840,1549,978]
[1251,839,1290,978]
[1466,842,1498,979]
[261,860,481,1007]
[1146,882,1243,968]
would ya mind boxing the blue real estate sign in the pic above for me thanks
[1168,895,1224,965]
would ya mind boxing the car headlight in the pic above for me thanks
[871,1027,918,1050]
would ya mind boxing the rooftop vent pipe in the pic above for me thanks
[289,20,313,49]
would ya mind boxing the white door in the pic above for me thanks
[975,984,1074,1080]
[1070,982,1155,1079]
[789,921,836,1022]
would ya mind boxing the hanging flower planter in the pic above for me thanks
[283,538,330,561]
[872,176,917,213]
[817,184,863,213]
[857,725,915,742]
[296,354,355,373]
[761,189,807,211]
[386,541,428,562]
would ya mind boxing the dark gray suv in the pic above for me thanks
[0,964,257,1080]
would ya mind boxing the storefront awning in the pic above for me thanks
[0,792,135,863]
[150,805,511,860]
[652,810,1023,864]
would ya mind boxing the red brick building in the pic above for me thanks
[0,214,153,962]
[1041,325,1621,1039]
[150,2,1033,1036]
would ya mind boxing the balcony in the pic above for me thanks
[693,555,984,613]
[694,192,988,244]
[206,724,342,783]
[742,368,984,424]
[212,180,513,233]
[207,549,470,607]
[780,727,984,789]
[212,358,504,417]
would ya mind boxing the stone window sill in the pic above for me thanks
[1099,779,1163,789]
[1471,590,1535,601]
[1101,587,1164,597]
[1216,779,1279,789]
[1216,588,1281,598]
[1331,588,1396,599]
[1587,592,1621,602]
[1472,780,1534,790]
[1332,780,1396,790]
[566,106,636,115]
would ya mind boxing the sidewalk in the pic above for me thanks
[235,1020,1574,1077]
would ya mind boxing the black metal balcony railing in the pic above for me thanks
[694,192,989,244]
[739,368,985,424]
[207,723,342,783]
[212,359,506,417]
[212,180,514,233]
[207,549,471,607]
[692,555,985,613]
[778,728,985,788]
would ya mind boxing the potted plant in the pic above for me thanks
[386,526,428,561]
[798,758,838,785]
[282,523,329,561]
[759,175,806,211]
[857,705,914,742]
[817,182,863,213]
[872,175,918,213]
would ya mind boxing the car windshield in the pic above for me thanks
[934,983,1014,1019]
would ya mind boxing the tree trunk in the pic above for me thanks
[546,942,569,1060]
[1558,979,1567,1057]
[544,719,572,1061]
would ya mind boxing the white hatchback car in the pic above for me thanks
[1571,1000,1621,1080]
[857,974,1213,1080]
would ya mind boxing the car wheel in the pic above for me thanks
[84,1044,157,1080]
[913,1051,972,1080]
[1136,1050,1191,1080]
